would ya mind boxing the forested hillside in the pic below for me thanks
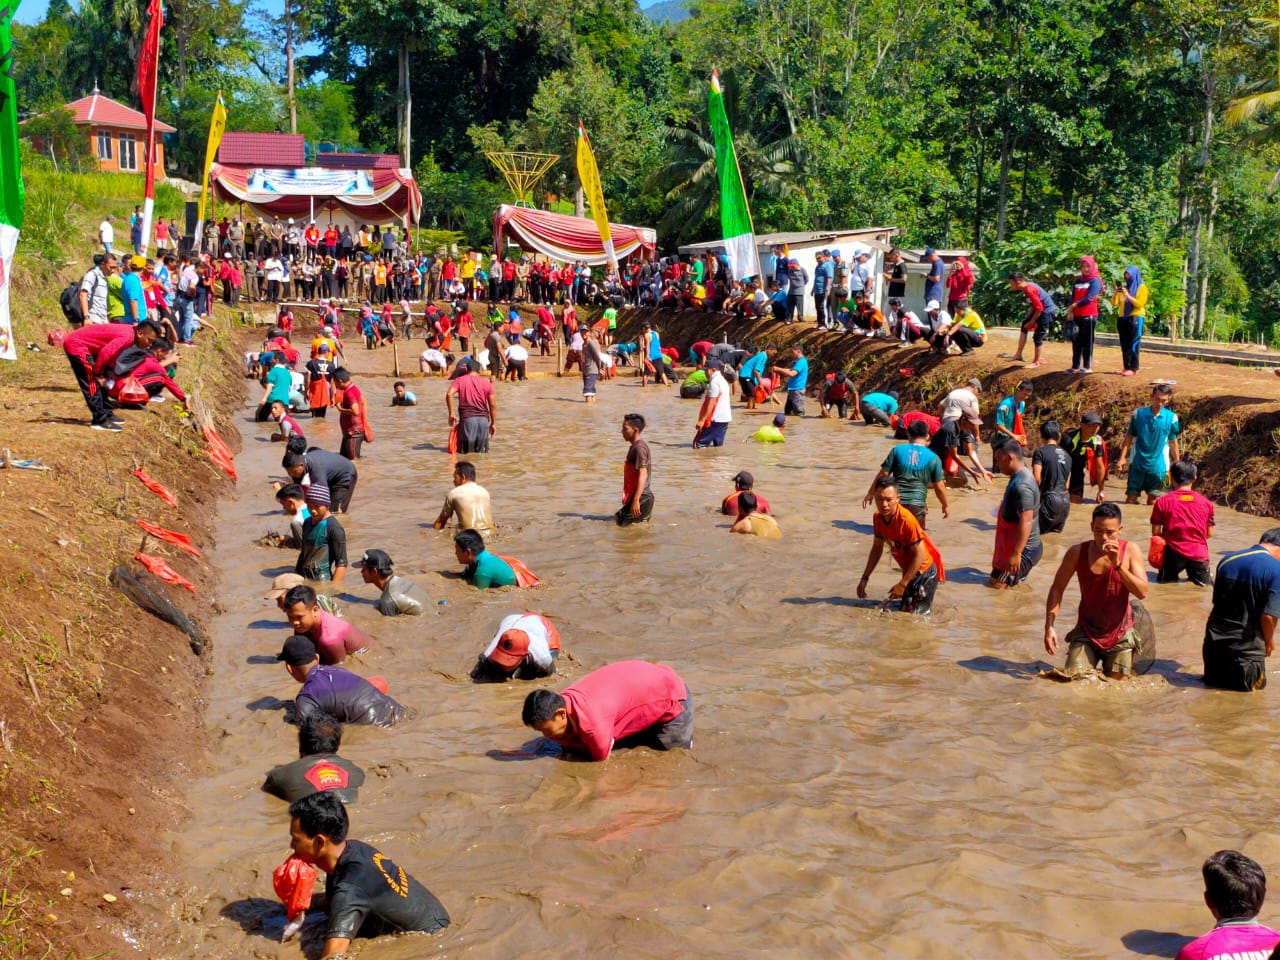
[15,0,1280,340]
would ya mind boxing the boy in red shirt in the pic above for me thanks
[1150,460,1215,586]
[521,660,692,760]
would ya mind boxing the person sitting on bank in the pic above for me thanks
[278,635,405,727]
[470,612,561,682]
[1201,529,1280,692]
[721,470,771,516]
[730,492,782,538]
[1174,850,1280,960]
[857,476,943,614]
[521,660,693,761]
[282,584,372,665]
[1150,459,1215,586]
[752,413,787,443]
[296,485,348,585]
[859,388,899,427]
[357,549,431,616]
[454,529,537,589]
[433,460,496,537]
[263,711,365,804]
[1043,502,1149,680]
[285,791,449,958]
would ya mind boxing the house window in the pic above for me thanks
[96,130,112,160]
[119,133,137,171]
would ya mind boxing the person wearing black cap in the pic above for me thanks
[263,711,366,803]
[722,471,771,516]
[278,635,406,727]
[693,359,733,448]
[1062,411,1108,504]
[357,549,431,616]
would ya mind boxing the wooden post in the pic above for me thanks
[392,337,400,378]
[556,337,563,377]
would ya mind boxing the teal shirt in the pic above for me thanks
[862,392,899,414]
[467,550,516,589]
[265,365,293,405]
[995,396,1024,432]
[1127,406,1181,474]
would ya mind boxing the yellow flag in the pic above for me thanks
[575,121,616,272]
[198,92,227,225]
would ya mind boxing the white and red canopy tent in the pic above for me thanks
[493,204,656,265]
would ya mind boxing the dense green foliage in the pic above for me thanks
[12,0,1280,340]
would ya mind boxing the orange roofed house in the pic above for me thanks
[34,88,175,174]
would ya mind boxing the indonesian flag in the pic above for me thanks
[708,69,759,282]
[136,0,163,255]
[0,1,24,362]
[575,121,616,273]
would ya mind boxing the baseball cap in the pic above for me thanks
[262,572,305,600]
[830,248,841,257]
[1082,411,1103,425]
[925,300,941,311]
[925,247,937,256]
[773,413,787,427]
[788,259,798,267]
[305,484,331,506]
[356,549,393,573]
[732,470,754,487]
[318,344,331,354]
[130,254,146,270]
[966,378,982,391]
[706,358,723,370]
[489,629,532,669]
[277,634,317,666]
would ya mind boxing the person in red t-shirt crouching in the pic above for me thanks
[1150,460,1215,586]
[721,470,771,516]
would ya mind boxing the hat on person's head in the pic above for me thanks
[732,470,754,488]
[489,628,532,669]
[1082,411,1103,425]
[925,247,937,256]
[788,259,798,267]
[277,634,318,667]
[888,390,899,400]
[966,378,982,391]
[317,344,331,354]
[706,358,723,370]
[830,249,841,258]
[773,413,787,427]
[262,572,305,600]
[356,549,393,574]
[925,299,941,311]
[305,484,331,506]
[130,254,146,270]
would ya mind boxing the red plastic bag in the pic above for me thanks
[117,376,149,405]
[1148,535,1166,571]
[272,854,317,922]
[499,555,541,588]
[447,424,459,454]
[368,675,389,695]
[201,424,236,464]
[135,552,196,592]
[206,444,238,481]
[46,329,67,348]
[132,468,178,507]
[136,519,202,557]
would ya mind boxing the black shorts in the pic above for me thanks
[1203,649,1266,692]
[615,490,654,526]
[615,690,694,751]
[1158,546,1212,586]
[1022,312,1053,347]
[1038,492,1070,534]
[902,502,928,530]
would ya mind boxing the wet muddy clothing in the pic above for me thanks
[1203,546,1280,691]
[304,450,358,512]
[377,575,431,616]
[1033,442,1072,534]
[297,514,348,582]
[324,839,450,941]
[549,660,691,760]
[294,665,405,727]
[306,609,371,665]
[263,752,365,803]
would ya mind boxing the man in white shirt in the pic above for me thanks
[503,341,529,381]
[471,612,560,681]
[78,255,112,324]
[941,378,984,437]
[98,215,115,254]
[693,359,733,448]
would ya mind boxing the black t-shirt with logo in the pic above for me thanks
[325,839,450,941]
[262,753,365,803]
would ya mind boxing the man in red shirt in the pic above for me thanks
[446,361,496,453]
[332,368,368,460]
[62,321,151,430]
[521,660,692,760]
[1150,460,1215,586]
[721,470,771,516]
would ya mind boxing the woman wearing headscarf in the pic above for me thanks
[945,256,975,314]
[1067,255,1102,373]
[1111,266,1149,376]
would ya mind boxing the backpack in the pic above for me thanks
[59,281,85,325]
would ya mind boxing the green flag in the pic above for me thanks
[0,0,24,362]
[708,69,758,282]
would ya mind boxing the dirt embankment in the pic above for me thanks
[0,321,245,957]
[613,308,1280,517]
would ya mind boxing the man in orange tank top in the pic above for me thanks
[1043,502,1149,679]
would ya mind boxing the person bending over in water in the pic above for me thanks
[521,660,693,760]
[857,477,942,614]
[1043,502,1148,680]
[286,791,449,958]
[1174,850,1279,960]
[263,712,365,804]
[470,613,561,682]
[730,492,782,538]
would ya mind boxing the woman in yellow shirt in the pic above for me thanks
[1111,265,1149,377]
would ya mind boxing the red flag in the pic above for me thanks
[132,468,178,507]
[135,551,196,592]
[136,519,201,557]
[136,0,164,253]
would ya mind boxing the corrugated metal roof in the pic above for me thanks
[321,152,402,170]
[678,227,901,255]
[64,92,175,133]
[217,132,305,167]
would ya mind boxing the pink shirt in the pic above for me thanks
[1151,489,1215,563]
[308,610,372,665]
[554,661,687,761]
[451,372,494,421]
[1176,920,1280,960]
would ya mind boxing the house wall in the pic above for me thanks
[87,125,165,175]
[757,237,884,319]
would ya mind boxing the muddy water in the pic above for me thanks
[172,366,1280,959]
